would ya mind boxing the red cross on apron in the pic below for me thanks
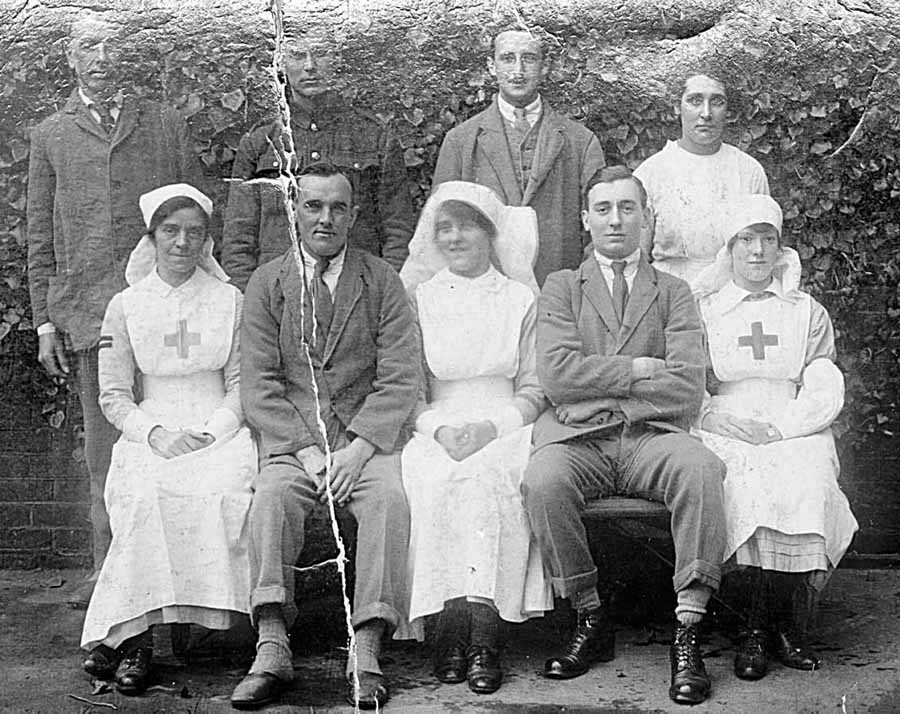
[164,319,201,358]
[737,321,779,360]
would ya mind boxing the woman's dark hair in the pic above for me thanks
[435,200,497,239]
[147,196,209,236]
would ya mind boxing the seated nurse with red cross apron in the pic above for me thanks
[80,184,256,696]
[692,194,857,682]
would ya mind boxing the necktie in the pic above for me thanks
[312,256,333,343]
[93,101,115,135]
[611,260,628,325]
[513,107,531,140]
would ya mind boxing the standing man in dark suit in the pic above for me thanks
[27,10,200,607]
[231,162,419,710]
[431,29,605,285]
[222,27,415,289]
[521,166,726,705]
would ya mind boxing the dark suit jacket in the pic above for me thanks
[432,97,605,285]
[533,255,706,450]
[27,90,200,350]
[240,247,420,460]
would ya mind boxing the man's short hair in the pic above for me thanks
[583,165,648,209]
[492,29,545,60]
[295,161,353,201]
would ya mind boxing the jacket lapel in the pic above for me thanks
[279,253,308,342]
[616,257,659,352]
[523,107,565,205]
[64,92,108,143]
[110,99,138,150]
[475,101,522,205]
[580,258,619,338]
[323,249,363,364]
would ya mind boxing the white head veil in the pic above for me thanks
[399,181,539,296]
[693,193,802,299]
[125,183,229,286]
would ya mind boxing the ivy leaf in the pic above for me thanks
[0,322,9,342]
[810,141,832,155]
[49,410,64,429]
[403,147,424,167]
[220,89,245,113]
[404,108,425,127]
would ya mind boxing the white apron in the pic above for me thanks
[81,273,255,649]
[696,290,857,571]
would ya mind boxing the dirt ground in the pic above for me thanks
[3,567,900,714]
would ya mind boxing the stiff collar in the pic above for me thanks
[299,241,346,275]
[496,93,542,125]
[593,247,641,274]
[429,264,506,294]
[137,265,209,298]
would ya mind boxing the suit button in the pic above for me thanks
[311,151,320,160]
[310,122,318,131]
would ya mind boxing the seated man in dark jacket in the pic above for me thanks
[522,166,727,705]
[231,162,420,710]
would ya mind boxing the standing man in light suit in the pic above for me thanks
[431,29,605,285]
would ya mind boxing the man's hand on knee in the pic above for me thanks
[319,437,376,506]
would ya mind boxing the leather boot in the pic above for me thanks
[115,646,152,695]
[433,599,469,684]
[770,572,820,671]
[669,623,710,705]
[544,606,615,679]
[735,567,769,680]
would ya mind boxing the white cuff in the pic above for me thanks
[203,407,240,441]
[489,405,524,438]
[415,409,446,440]
[36,322,56,336]
[122,408,161,445]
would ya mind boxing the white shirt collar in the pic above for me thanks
[497,93,542,127]
[299,242,346,293]
[593,247,641,273]
[78,87,122,120]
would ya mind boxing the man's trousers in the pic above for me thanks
[247,451,410,632]
[522,429,726,599]
[75,347,119,570]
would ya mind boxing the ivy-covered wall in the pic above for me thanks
[1,0,898,564]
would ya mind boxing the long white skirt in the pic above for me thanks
[696,427,857,575]
[81,427,256,649]
[401,424,551,634]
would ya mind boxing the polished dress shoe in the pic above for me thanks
[115,647,152,696]
[543,608,615,679]
[347,672,390,710]
[466,645,502,694]
[434,644,468,683]
[669,624,710,705]
[771,631,820,671]
[83,644,120,680]
[734,629,769,680]
[230,672,288,710]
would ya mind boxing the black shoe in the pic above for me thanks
[734,629,769,680]
[466,645,502,694]
[543,608,615,679]
[669,624,710,705]
[434,644,468,684]
[83,644,120,680]
[115,647,152,696]
[231,672,289,710]
[771,631,820,671]
[347,672,390,710]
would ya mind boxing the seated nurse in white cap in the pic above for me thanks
[79,184,256,696]
[693,194,858,682]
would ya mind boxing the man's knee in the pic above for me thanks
[250,462,311,518]
[522,445,573,508]
[667,442,726,498]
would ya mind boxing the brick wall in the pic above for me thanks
[0,379,91,569]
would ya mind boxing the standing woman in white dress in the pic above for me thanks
[634,72,770,285]
[692,194,857,682]
[399,181,552,694]
[80,184,256,695]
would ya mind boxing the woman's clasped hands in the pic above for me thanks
[435,421,498,462]
[148,426,215,459]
